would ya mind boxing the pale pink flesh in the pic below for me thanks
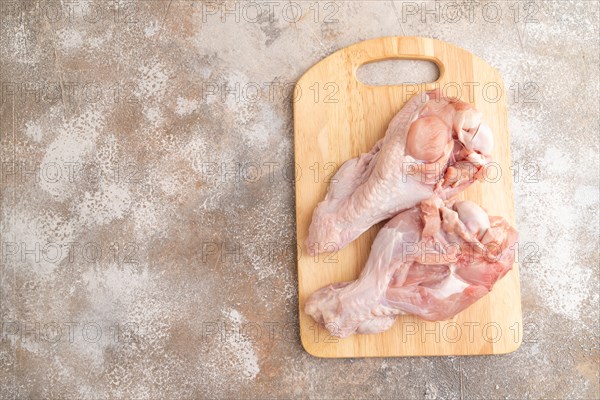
[304,197,518,338]
[305,90,493,256]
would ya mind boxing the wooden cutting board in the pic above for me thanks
[294,36,522,357]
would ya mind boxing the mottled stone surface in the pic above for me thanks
[0,1,598,398]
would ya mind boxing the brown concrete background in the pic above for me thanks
[0,1,598,398]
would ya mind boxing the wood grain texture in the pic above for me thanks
[294,37,522,358]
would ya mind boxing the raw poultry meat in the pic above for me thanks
[304,196,517,338]
[305,90,494,256]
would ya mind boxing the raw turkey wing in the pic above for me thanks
[304,197,517,338]
[305,90,494,256]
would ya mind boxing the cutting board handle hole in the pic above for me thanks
[356,59,440,86]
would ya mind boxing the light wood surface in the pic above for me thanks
[293,36,522,357]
